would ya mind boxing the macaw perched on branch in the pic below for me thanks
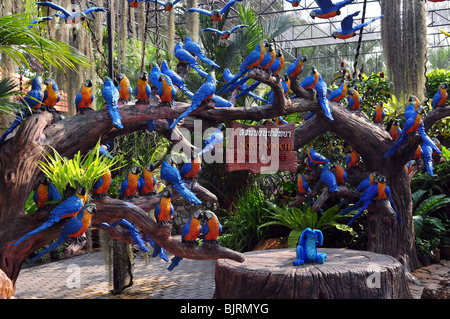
[184,36,220,69]
[286,55,308,78]
[186,0,243,22]
[223,69,267,103]
[154,188,174,225]
[116,73,133,104]
[180,151,202,179]
[13,187,87,246]
[174,42,208,77]
[27,203,96,264]
[102,76,123,129]
[42,78,60,111]
[134,71,154,131]
[0,77,43,144]
[390,119,402,140]
[93,167,112,198]
[150,0,181,11]
[102,219,150,252]
[327,81,348,102]
[320,163,339,192]
[314,72,334,120]
[138,163,156,196]
[203,211,222,246]
[421,142,435,177]
[332,11,384,40]
[300,67,320,90]
[310,0,356,19]
[120,166,142,200]
[75,79,94,113]
[33,178,63,209]
[345,149,359,169]
[157,74,177,105]
[36,2,105,24]
[160,60,194,98]
[355,172,378,193]
[202,24,248,40]
[432,83,448,108]
[307,148,330,168]
[198,123,226,157]
[347,86,361,111]
[372,101,385,124]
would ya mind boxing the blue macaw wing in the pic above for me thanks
[179,162,193,177]
[48,183,63,201]
[186,8,213,16]
[36,2,71,17]
[341,11,359,33]
[84,7,106,15]
[353,15,383,32]
[300,74,315,89]
[220,0,240,14]
[315,0,335,9]
[230,24,248,33]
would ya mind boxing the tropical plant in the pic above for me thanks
[0,78,24,126]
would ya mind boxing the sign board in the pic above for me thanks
[225,120,297,174]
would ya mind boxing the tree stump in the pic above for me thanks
[214,248,412,299]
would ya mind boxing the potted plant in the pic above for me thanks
[415,238,433,267]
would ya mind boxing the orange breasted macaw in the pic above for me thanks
[432,83,448,108]
[390,119,402,140]
[160,60,194,98]
[202,24,248,40]
[307,147,329,167]
[335,164,347,185]
[75,79,94,113]
[332,11,383,40]
[297,174,311,195]
[120,166,142,199]
[372,101,385,123]
[347,87,361,110]
[286,55,307,78]
[411,145,421,161]
[150,0,180,11]
[186,0,242,22]
[300,67,320,90]
[134,71,151,103]
[13,187,87,246]
[33,178,63,208]
[138,163,156,196]
[345,149,359,169]
[116,73,133,104]
[407,160,415,174]
[310,0,355,19]
[271,50,285,74]
[327,81,348,102]
[93,168,112,197]
[356,172,378,192]
[154,188,174,224]
[157,74,176,104]
[203,211,222,242]
[27,203,96,264]
[432,138,442,157]
[180,151,202,179]
[285,0,300,7]
[42,78,60,110]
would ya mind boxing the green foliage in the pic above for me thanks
[426,68,450,102]
[0,77,25,128]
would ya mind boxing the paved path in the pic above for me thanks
[15,249,217,299]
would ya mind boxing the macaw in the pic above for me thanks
[92,167,112,197]
[75,79,94,113]
[108,219,150,252]
[169,72,216,130]
[167,210,203,271]
[0,77,43,144]
[266,74,290,104]
[285,0,300,7]
[186,0,243,22]
[411,145,422,161]
[33,178,63,209]
[134,71,154,131]
[216,41,266,95]
[407,160,415,174]
[332,11,384,40]
[150,0,180,11]
[138,163,156,196]
[174,42,208,77]
[148,62,163,92]
[327,81,348,102]
[286,56,308,78]
[314,73,334,120]
[101,76,123,129]
[355,172,378,193]
[28,16,53,29]
[99,143,114,160]
[27,203,96,264]
[307,148,329,168]
[320,163,339,192]
[180,151,202,179]
[335,164,347,185]
[310,0,356,19]
[372,101,385,123]
[13,187,87,246]
[300,67,320,90]
[120,166,142,199]
[222,68,267,102]
[276,116,288,125]
[160,60,194,98]
[36,2,105,24]
[154,188,174,224]
[345,149,359,169]
[270,50,285,74]
[432,138,442,158]
[347,87,361,111]
[198,123,226,156]
[143,235,169,261]
[203,211,222,244]
[184,36,220,69]
[202,24,248,40]
[432,83,448,108]
[42,78,60,111]
[390,119,402,140]
[127,0,143,7]
[297,174,311,195]
[116,73,133,104]
[212,95,233,107]
[421,142,435,177]
[157,74,176,105]
[160,156,202,204]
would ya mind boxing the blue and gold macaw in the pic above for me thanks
[186,0,242,22]
[372,101,385,123]
[102,76,123,129]
[310,0,355,19]
[297,174,311,195]
[212,95,233,107]
[150,0,180,11]
[28,203,96,264]
[160,156,202,204]
[314,72,334,121]
[202,24,248,40]
[307,148,330,169]
[169,72,216,130]
[120,166,142,199]
[407,160,415,174]
[198,123,225,156]
[42,78,60,111]
[184,36,220,69]
[300,67,320,90]
[36,2,105,24]
[0,77,43,144]
[271,50,285,74]
[285,0,300,7]
[75,79,94,113]
[154,188,174,225]
[157,74,176,105]
[286,56,308,78]
[390,119,402,140]
[33,178,63,209]
[411,145,422,161]
[138,163,156,196]
[180,151,202,179]
[174,42,208,77]
[148,62,163,91]
[106,219,150,252]
[160,60,194,98]
[225,69,267,103]
[432,138,442,158]
[432,83,448,108]
[127,0,143,8]
[332,11,384,40]
[320,163,339,192]
[134,71,154,131]
[13,187,87,246]
[265,74,290,104]
[116,73,133,104]
[28,16,53,29]
[335,163,347,185]
[203,211,222,244]
[347,86,361,111]
[327,81,348,102]
[345,149,359,169]
[93,167,112,198]
[216,41,266,95]
[355,172,378,193]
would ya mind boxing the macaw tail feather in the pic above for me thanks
[235,80,260,100]
[216,70,246,95]
[0,110,29,144]
[198,141,217,156]
[167,256,183,271]
[304,112,315,121]
[180,85,194,98]
[247,91,268,103]
[197,53,220,69]
[169,105,196,130]
[225,75,251,94]
[107,107,123,129]
[130,233,149,252]
[13,218,59,246]
[347,204,369,225]
[190,64,208,77]
[151,243,169,262]
[147,120,155,132]
[28,238,66,264]
[319,98,334,121]
[339,200,362,216]
[384,133,407,158]
[172,182,202,204]
[419,124,441,154]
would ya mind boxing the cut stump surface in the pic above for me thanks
[214,248,412,299]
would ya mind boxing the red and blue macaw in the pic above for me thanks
[202,24,248,40]
[150,0,180,11]
[180,151,202,179]
[13,187,87,246]
[102,76,123,129]
[33,178,63,209]
[327,81,348,102]
[335,164,347,185]
[154,188,174,224]
[186,0,242,22]
[169,72,216,130]
[0,77,43,144]
[297,174,311,195]
[390,119,402,140]
[160,60,194,98]
[372,101,385,123]
[175,42,208,77]
[310,0,355,19]
[198,123,226,157]
[320,163,339,192]
[347,87,361,111]
[203,211,222,244]
[27,203,96,264]
[116,73,133,104]
[93,167,112,197]
[216,41,266,95]
[332,11,384,40]
[160,156,202,204]
[75,79,94,113]
[345,149,359,169]
[120,166,142,199]
[286,55,308,78]
[421,142,435,177]
[432,83,448,108]
[184,36,220,69]
[138,163,156,196]
[42,78,60,111]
